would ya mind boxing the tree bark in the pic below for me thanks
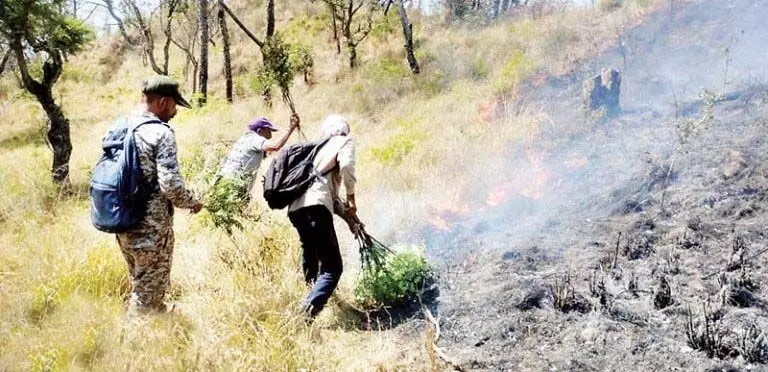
[395,0,419,74]
[10,39,72,184]
[217,4,233,102]
[266,0,275,39]
[218,0,264,47]
[192,63,198,94]
[128,0,165,74]
[198,0,209,105]
[0,50,10,75]
[161,0,178,75]
[342,0,356,68]
[103,0,135,45]
[330,3,341,54]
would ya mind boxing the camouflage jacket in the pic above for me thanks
[104,111,198,228]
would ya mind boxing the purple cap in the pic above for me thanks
[247,117,278,132]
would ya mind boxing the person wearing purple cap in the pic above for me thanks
[219,114,300,192]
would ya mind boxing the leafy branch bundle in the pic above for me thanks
[344,214,432,309]
[203,175,258,235]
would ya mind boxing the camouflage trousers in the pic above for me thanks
[116,221,175,315]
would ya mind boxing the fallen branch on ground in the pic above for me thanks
[423,307,464,371]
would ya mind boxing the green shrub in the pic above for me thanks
[354,248,432,309]
[470,57,490,80]
[61,64,91,83]
[28,284,59,324]
[288,44,314,84]
[364,56,409,83]
[368,117,425,166]
[371,9,398,40]
[491,50,537,97]
[283,14,328,40]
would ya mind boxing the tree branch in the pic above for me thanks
[217,0,264,48]
[42,50,64,88]
[100,0,135,45]
[0,50,11,76]
[10,36,44,96]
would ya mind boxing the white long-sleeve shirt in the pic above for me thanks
[288,135,356,213]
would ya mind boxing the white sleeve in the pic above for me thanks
[337,137,356,195]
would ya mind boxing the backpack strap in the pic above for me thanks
[101,117,166,153]
[311,136,340,178]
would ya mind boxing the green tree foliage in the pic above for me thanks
[0,0,93,183]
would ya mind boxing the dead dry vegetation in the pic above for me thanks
[426,0,768,370]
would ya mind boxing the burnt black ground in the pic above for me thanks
[418,0,768,370]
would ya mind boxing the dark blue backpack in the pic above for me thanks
[90,117,165,233]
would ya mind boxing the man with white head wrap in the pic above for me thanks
[288,114,357,318]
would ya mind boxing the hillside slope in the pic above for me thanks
[4,0,759,370]
[429,0,768,370]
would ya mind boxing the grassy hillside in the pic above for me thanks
[0,1,658,370]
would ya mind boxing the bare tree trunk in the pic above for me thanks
[161,0,178,75]
[0,50,10,75]
[192,63,198,94]
[128,0,165,74]
[103,0,134,45]
[344,0,357,68]
[492,0,501,17]
[395,0,419,74]
[10,39,71,184]
[217,0,264,47]
[198,0,209,105]
[330,3,341,54]
[217,4,233,102]
[266,0,275,39]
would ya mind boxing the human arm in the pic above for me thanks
[337,137,357,215]
[156,129,204,212]
[262,114,300,152]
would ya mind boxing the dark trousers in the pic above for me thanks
[288,205,343,317]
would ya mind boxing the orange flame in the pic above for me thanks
[485,146,551,206]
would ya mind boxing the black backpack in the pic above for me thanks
[262,136,333,210]
[90,117,164,233]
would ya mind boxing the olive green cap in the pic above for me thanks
[141,75,191,108]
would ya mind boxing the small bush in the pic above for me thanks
[470,58,490,80]
[364,56,409,83]
[61,65,91,83]
[283,14,328,40]
[685,302,737,359]
[28,284,59,324]
[737,322,768,364]
[288,44,314,84]
[368,117,425,166]
[491,50,537,97]
[354,248,432,309]
[550,271,592,314]
[370,9,399,40]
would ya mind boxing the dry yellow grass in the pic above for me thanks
[0,1,659,370]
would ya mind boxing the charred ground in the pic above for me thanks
[417,0,768,370]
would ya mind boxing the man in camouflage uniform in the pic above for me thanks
[105,76,203,315]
